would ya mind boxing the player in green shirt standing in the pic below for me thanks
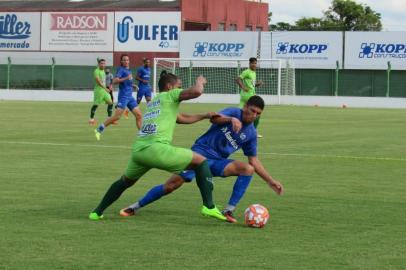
[89,59,114,125]
[89,73,226,222]
[236,57,263,138]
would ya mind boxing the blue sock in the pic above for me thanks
[228,175,252,207]
[97,123,105,133]
[139,184,166,207]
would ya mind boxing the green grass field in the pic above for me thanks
[1,100,405,269]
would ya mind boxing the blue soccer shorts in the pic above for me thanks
[179,158,234,182]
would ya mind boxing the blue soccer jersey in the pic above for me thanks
[192,107,257,159]
[137,66,151,90]
[115,66,134,99]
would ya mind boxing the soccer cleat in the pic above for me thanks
[89,212,104,221]
[119,207,135,217]
[201,206,227,221]
[222,210,238,223]
[257,134,263,138]
[124,109,129,119]
[88,119,96,126]
[94,129,101,141]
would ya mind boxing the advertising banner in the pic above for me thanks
[345,31,406,70]
[180,31,258,61]
[41,12,114,51]
[0,12,40,51]
[114,12,180,52]
[266,31,343,69]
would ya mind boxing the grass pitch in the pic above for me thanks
[0,100,405,269]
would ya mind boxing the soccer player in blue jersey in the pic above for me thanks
[120,95,284,223]
[136,58,152,104]
[95,54,142,140]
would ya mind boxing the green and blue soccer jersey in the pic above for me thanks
[125,88,193,179]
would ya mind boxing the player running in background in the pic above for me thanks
[136,58,152,104]
[120,96,284,223]
[94,54,142,140]
[89,73,226,221]
[89,59,114,125]
[236,57,263,138]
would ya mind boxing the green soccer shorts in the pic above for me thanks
[93,90,112,105]
[239,92,255,108]
[124,142,194,180]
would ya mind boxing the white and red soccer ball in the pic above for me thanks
[244,204,270,228]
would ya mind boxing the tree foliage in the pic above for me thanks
[269,0,382,31]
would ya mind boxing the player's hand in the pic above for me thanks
[206,112,221,119]
[196,75,207,86]
[268,179,284,195]
[231,117,242,133]
[256,80,264,87]
[127,74,133,80]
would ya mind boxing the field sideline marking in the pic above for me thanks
[1,140,405,162]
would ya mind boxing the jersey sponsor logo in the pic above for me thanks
[117,16,178,43]
[276,42,328,54]
[221,127,239,150]
[193,42,245,57]
[359,43,406,59]
[143,109,160,120]
[139,123,157,136]
[50,13,107,30]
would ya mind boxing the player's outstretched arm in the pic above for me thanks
[176,112,220,124]
[248,156,284,195]
[179,75,206,101]
[210,114,242,133]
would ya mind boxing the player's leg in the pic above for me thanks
[145,89,152,104]
[136,88,144,104]
[120,174,187,216]
[89,104,98,125]
[94,97,127,140]
[128,98,142,129]
[89,156,149,220]
[104,91,114,118]
[221,160,254,222]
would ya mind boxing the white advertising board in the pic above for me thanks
[0,12,40,51]
[114,12,180,52]
[345,31,406,70]
[265,31,343,69]
[180,31,258,60]
[41,12,114,51]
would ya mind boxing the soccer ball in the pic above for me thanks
[244,204,270,228]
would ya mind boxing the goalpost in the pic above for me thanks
[153,58,295,104]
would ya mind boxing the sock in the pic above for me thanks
[97,123,105,133]
[138,184,166,208]
[90,105,98,119]
[194,160,214,209]
[93,176,134,215]
[228,175,253,208]
[107,104,113,117]
[109,91,114,103]
[254,116,260,129]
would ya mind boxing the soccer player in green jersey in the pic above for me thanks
[89,59,114,125]
[236,57,263,137]
[89,73,226,221]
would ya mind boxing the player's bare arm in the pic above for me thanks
[176,112,219,124]
[210,114,242,133]
[235,77,249,92]
[248,156,284,195]
[95,77,110,93]
[178,75,207,101]
[113,74,132,84]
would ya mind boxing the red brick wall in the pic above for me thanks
[181,0,268,31]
